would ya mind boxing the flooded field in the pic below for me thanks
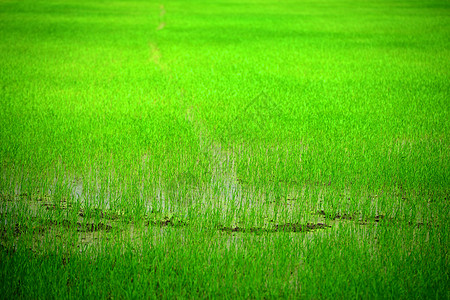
[1,0,449,297]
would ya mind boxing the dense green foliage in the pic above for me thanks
[0,0,449,298]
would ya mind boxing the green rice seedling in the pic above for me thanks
[0,0,448,298]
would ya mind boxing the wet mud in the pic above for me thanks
[316,210,434,228]
[2,219,112,238]
[218,222,331,234]
[316,210,385,222]
[0,193,436,242]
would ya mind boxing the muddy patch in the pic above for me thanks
[2,219,112,238]
[316,210,386,223]
[315,210,434,228]
[218,222,331,234]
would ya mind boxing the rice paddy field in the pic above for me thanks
[0,0,449,298]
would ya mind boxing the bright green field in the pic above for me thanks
[0,0,449,298]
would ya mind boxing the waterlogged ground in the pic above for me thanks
[1,191,445,299]
[1,191,437,252]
